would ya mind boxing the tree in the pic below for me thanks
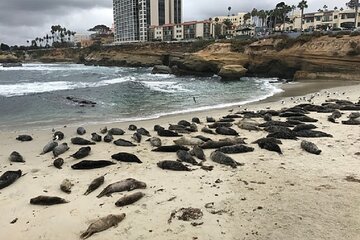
[347,0,360,28]
[298,0,308,32]
[244,12,251,24]
[0,43,10,51]
[223,18,233,36]
[88,25,111,34]
[258,10,267,26]
[214,17,221,39]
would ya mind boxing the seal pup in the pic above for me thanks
[173,136,204,146]
[115,192,145,207]
[71,160,116,170]
[53,143,70,157]
[210,151,242,168]
[132,132,142,143]
[30,196,69,205]
[190,146,206,160]
[113,139,137,147]
[91,133,102,142]
[9,151,25,163]
[104,134,113,143]
[137,127,151,136]
[16,135,33,142]
[60,179,73,194]
[40,141,58,155]
[53,131,64,140]
[152,145,189,152]
[111,152,142,163]
[147,137,162,147]
[71,137,96,145]
[215,126,239,136]
[157,160,191,171]
[108,128,125,135]
[84,176,105,195]
[53,158,64,169]
[97,178,147,198]
[128,124,137,131]
[218,144,254,154]
[177,150,199,165]
[100,127,108,134]
[70,146,91,159]
[77,127,86,135]
[301,140,322,155]
[80,213,126,239]
[0,170,22,189]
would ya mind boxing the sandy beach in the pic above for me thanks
[0,80,359,240]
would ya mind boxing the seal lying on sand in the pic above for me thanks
[147,137,162,147]
[111,152,142,163]
[53,131,64,140]
[215,126,238,136]
[218,144,254,154]
[97,178,146,198]
[53,158,64,169]
[84,176,105,195]
[256,138,283,154]
[113,139,137,147]
[132,132,142,143]
[200,140,235,149]
[115,192,145,207]
[157,129,182,137]
[53,143,70,157]
[71,137,96,145]
[301,140,322,155]
[60,179,73,194]
[91,133,102,142]
[173,136,204,146]
[0,170,22,190]
[293,124,317,132]
[190,146,206,160]
[77,127,86,135]
[177,150,198,165]
[70,147,91,159]
[210,151,242,168]
[80,213,126,239]
[137,128,151,136]
[71,160,116,170]
[40,141,58,155]
[128,124,137,131]
[152,145,189,152]
[9,151,25,163]
[157,160,191,171]
[104,134,113,143]
[108,128,125,135]
[16,135,33,142]
[30,196,68,205]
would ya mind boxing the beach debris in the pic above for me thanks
[71,160,116,170]
[210,151,243,168]
[113,139,137,147]
[40,141,58,155]
[71,137,96,145]
[157,160,191,171]
[30,196,69,205]
[77,127,86,135]
[80,214,126,239]
[97,178,147,198]
[84,176,105,195]
[301,140,322,155]
[177,150,199,165]
[53,131,64,140]
[168,207,203,224]
[108,128,125,135]
[0,170,22,190]
[16,135,33,142]
[91,133,102,142]
[115,192,145,207]
[111,152,142,163]
[53,158,64,169]
[70,146,91,159]
[60,179,74,194]
[9,151,25,163]
[147,137,162,147]
[152,145,189,152]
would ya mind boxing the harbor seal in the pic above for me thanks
[9,151,25,163]
[267,131,298,140]
[215,126,239,136]
[91,133,102,142]
[177,150,199,165]
[293,124,317,132]
[128,124,137,131]
[152,145,189,152]
[100,127,108,134]
[0,170,22,190]
[108,128,125,135]
[71,160,116,170]
[60,179,73,194]
[111,152,142,163]
[53,158,64,169]
[71,137,96,145]
[257,139,283,154]
[192,117,200,124]
[147,137,162,147]
[190,146,206,160]
[84,176,105,195]
[206,117,216,123]
[157,129,182,137]
[173,136,204,146]
[70,146,91,159]
[77,127,86,135]
[210,151,242,168]
[157,160,191,171]
[178,120,191,127]
[201,127,216,135]
[295,130,333,138]
[53,131,64,140]
[301,140,322,155]
[104,134,113,143]
[132,132,142,143]
[40,141,58,155]
[287,116,318,123]
[113,139,137,147]
[30,196,69,205]
[16,135,33,142]
[208,122,233,129]
[115,192,145,207]
[200,140,235,149]
[97,178,147,198]
[218,144,254,154]
[80,214,126,239]
[137,127,151,136]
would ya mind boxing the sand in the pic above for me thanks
[0,81,359,240]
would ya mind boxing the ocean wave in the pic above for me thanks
[140,81,192,93]
[0,63,115,72]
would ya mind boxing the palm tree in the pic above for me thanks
[323,5,328,12]
[251,8,258,26]
[334,6,338,10]
[298,0,308,32]
[347,0,359,28]
[228,6,231,17]
[214,17,221,38]
[258,10,267,26]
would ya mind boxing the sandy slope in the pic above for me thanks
[0,83,359,240]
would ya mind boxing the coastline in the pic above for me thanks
[0,79,359,239]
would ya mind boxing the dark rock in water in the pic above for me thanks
[178,120,191,127]
[215,126,239,136]
[91,133,102,142]
[77,127,86,135]
[53,131,64,140]
[253,137,282,145]
[194,135,212,142]
[154,125,165,132]
[208,122,233,129]
[257,139,282,154]
[295,130,333,138]
[293,124,317,132]
[66,96,96,105]
[53,143,70,157]
[111,152,142,163]
[128,124,137,131]
[206,117,216,123]
[191,146,206,160]
[157,129,182,137]
[200,140,235,149]
[9,151,25,163]
[258,121,294,128]
[177,150,198,165]
[287,116,318,123]
[157,161,190,171]
[132,132,142,143]
[53,158,64,169]
[16,135,33,142]
[114,139,137,147]
[71,160,116,170]
[301,140,321,155]
[30,196,68,205]
[219,144,254,154]
[192,117,200,124]
[0,170,22,190]
[70,146,91,159]
[71,137,96,145]
[210,151,242,168]
[267,131,298,140]
[137,127,151,136]
[152,145,189,152]
[201,127,216,135]
[108,128,125,135]
[104,134,113,143]
[342,119,360,125]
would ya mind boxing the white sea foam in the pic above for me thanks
[140,81,192,93]
[0,63,116,72]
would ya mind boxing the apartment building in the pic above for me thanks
[113,0,182,43]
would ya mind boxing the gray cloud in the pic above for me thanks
[0,0,349,45]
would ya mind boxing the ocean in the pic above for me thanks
[0,63,283,130]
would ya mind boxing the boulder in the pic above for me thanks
[151,65,173,74]
[217,65,247,80]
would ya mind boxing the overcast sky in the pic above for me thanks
[0,0,350,45]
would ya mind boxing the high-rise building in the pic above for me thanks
[113,0,183,43]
